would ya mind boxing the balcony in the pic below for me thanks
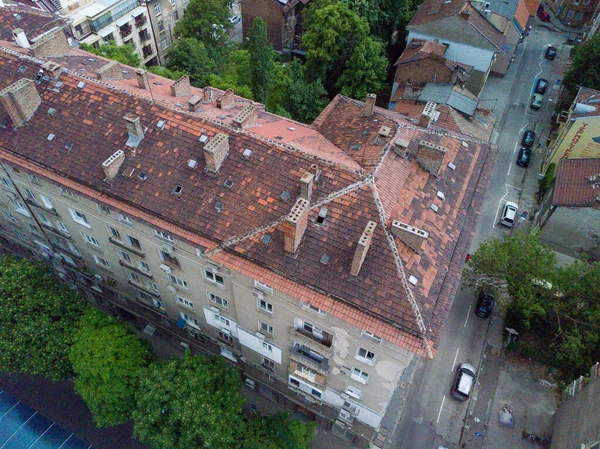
[42,224,71,239]
[290,362,327,387]
[135,15,147,28]
[119,259,153,279]
[139,32,150,43]
[287,382,323,405]
[120,25,133,38]
[128,280,160,298]
[142,45,154,59]
[109,237,145,257]
[289,326,333,356]
[25,199,59,216]
[289,344,330,375]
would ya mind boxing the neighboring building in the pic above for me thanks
[542,87,600,174]
[546,0,599,27]
[0,25,495,447]
[551,362,600,448]
[145,0,188,65]
[406,0,507,94]
[587,3,600,38]
[241,0,309,52]
[0,4,68,47]
[536,158,600,260]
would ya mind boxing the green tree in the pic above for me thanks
[0,256,86,380]
[244,412,315,449]
[174,0,232,62]
[248,18,274,104]
[147,66,186,81]
[69,308,154,427]
[337,37,388,100]
[563,33,600,93]
[133,352,245,449]
[281,61,329,123]
[165,38,217,85]
[80,42,141,67]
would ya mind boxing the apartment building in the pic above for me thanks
[0,23,495,447]
[145,0,188,65]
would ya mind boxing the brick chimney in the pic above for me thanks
[203,87,213,103]
[232,104,257,129]
[188,95,202,112]
[12,28,29,48]
[30,27,70,57]
[102,150,125,180]
[135,69,150,90]
[393,138,410,158]
[281,198,309,253]
[350,220,377,276]
[96,60,123,81]
[300,171,314,202]
[419,101,436,128]
[363,93,376,117]
[416,140,447,176]
[204,133,229,173]
[41,61,62,82]
[216,88,234,109]
[124,113,144,148]
[391,220,429,253]
[0,79,41,127]
[170,75,191,97]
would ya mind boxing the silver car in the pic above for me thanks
[500,201,518,227]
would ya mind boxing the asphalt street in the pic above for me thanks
[392,19,567,449]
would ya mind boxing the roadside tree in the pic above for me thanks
[248,18,274,104]
[562,33,600,93]
[165,38,217,86]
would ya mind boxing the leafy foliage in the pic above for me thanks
[337,37,388,100]
[0,256,86,380]
[244,412,316,449]
[133,352,245,449]
[279,61,329,123]
[147,66,186,81]
[344,0,419,41]
[80,42,141,67]
[165,38,217,86]
[70,308,154,427]
[248,18,274,104]
[563,33,600,93]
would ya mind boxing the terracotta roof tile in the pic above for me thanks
[553,158,600,207]
[0,4,66,42]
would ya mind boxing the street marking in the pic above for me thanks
[452,347,460,371]
[437,395,446,424]
[507,142,520,176]
[464,305,471,327]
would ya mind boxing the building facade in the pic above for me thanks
[546,0,600,27]
[145,0,188,65]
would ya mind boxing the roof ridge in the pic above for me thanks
[464,6,503,49]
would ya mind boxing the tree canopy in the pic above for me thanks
[337,36,388,100]
[80,41,141,67]
[165,38,217,86]
[70,308,154,427]
[563,33,600,93]
[244,412,316,449]
[248,18,274,104]
[0,256,86,380]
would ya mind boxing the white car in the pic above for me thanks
[229,16,241,26]
[500,201,518,227]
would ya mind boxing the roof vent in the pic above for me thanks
[275,136,284,140]
[280,191,291,201]
[215,201,224,212]
[461,141,469,148]
[65,141,73,150]
[12,28,29,49]
[391,220,429,253]
[394,138,410,158]
[199,134,209,144]
[223,178,234,188]
[430,203,439,212]
[379,126,391,137]
[320,254,331,265]
[47,134,55,141]
[77,81,86,89]
[288,127,296,131]
[172,185,183,195]
[350,220,377,276]
[47,107,56,116]
[187,159,198,169]
[18,65,27,73]
[156,119,166,130]
[351,144,361,151]
[448,162,456,170]
[102,150,125,180]
[408,275,418,285]
[437,191,445,200]
[138,172,148,181]
[261,234,272,245]
[316,207,328,224]
[243,148,253,158]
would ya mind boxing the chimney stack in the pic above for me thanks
[124,113,144,148]
[363,93,376,117]
[30,27,70,57]
[102,150,125,180]
[96,60,123,81]
[12,28,29,48]
[416,140,447,176]
[300,172,314,202]
[41,61,63,82]
[0,79,41,127]
[391,220,429,253]
[350,221,377,276]
[216,88,234,109]
[203,87,213,103]
[419,101,436,128]
[170,75,191,97]
[232,104,257,129]
[188,95,202,112]
[281,198,309,253]
[135,69,150,90]
[393,138,410,158]
[204,133,229,173]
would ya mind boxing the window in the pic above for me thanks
[259,321,274,336]
[217,329,233,344]
[180,311,200,328]
[169,274,188,289]
[97,204,111,214]
[160,37,167,50]
[11,167,21,175]
[27,223,38,233]
[208,292,228,309]
[254,279,273,294]
[153,3,161,15]
[39,194,53,209]
[24,188,37,203]
[144,279,159,291]
[30,175,41,184]
[158,21,165,32]
[13,200,30,217]
[160,251,180,266]
[214,313,230,326]
[154,230,174,242]
[351,368,369,384]
[94,255,111,268]
[117,214,133,226]
[38,213,52,226]
[0,177,13,190]
[356,348,376,365]
[129,271,142,284]
[127,235,141,249]
[108,226,121,240]
[69,208,90,227]
[174,10,179,20]
[15,230,28,240]
[177,296,194,309]
[68,242,81,256]
[300,301,327,316]
[137,290,153,301]
[56,186,74,196]
[567,8,575,18]
[575,11,583,20]
[362,330,383,343]
[1,211,17,222]
[258,298,273,314]
[82,233,100,247]
[220,346,236,361]
[262,357,275,371]
[118,250,132,263]
[55,220,69,233]
[263,341,273,352]
[345,385,362,400]
[137,259,150,272]
[205,270,224,285]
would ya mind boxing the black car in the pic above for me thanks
[475,291,495,318]
[516,147,532,167]
[521,130,536,147]
[534,78,548,94]
[451,362,477,401]
[545,46,557,60]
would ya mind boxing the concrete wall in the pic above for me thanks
[539,206,600,260]
[394,58,453,87]
[242,0,285,51]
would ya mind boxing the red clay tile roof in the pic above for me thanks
[0,4,66,42]
[523,0,540,16]
[514,0,530,28]
[395,39,448,65]
[552,158,600,207]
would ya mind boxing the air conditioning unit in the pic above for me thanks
[93,273,104,282]
[255,332,265,340]
[245,378,256,389]
[180,342,190,349]
[342,401,358,414]
[162,245,174,254]
[339,366,351,376]
[159,264,172,274]
[167,285,177,293]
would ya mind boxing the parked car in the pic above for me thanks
[516,147,532,167]
[500,201,518,227]
[229,15,241,26]
[451,362,477,401]
[531,93,543,109]
[521,130,536,147]
[537,5,550,21]
[475,291,495,318]
[545,46,557,60]
[534,78,548,94]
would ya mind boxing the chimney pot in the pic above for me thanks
[102,150,125,180]
[135,69,150,90]
[95,60,123,81]
[363,93,376,117]
[300,172,314,202]
[391,220,429,253]
[170,75,191,97]
[0,78,41,127]
[12,28,29,48]
[416,140,446,176]
[41,61,63,81]
[188,95,202,112]
[281,198,310,253]
[204,133,230,173]
[232,104,257,129]
[124,113,144,148]
[216,88,234,109]
[350,220,377,276]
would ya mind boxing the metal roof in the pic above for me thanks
[418,84,478,116]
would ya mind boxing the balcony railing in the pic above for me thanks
[42,224,71,239]
[128,280,161,298]
[139,33,150,42]
[109,237,145,257]
[289,327,333,356]
[119,259,153,279]
[135,15,147,27]
[120,25,132,38]
[25,199,59,216]
[287,383,323,405]
[142,46,154,59]
[289,344,330,375]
